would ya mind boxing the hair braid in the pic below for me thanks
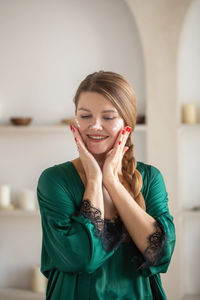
[122,134,146,211]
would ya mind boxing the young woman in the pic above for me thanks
[37,71,176,299]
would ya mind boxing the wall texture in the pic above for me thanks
[124,0,192,299]
[0,0,146,290]
[0,0,145,125]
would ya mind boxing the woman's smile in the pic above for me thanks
[87,134,109,142]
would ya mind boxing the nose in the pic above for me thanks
[89,118,103,130]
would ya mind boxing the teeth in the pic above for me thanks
[89,136,107,140]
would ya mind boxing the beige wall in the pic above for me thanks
[0,0,147,291]
[0,0,197,298]
[124,1,192,299]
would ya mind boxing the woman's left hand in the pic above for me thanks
[102,126,132,185]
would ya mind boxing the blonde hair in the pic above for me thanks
[73,71,146,211]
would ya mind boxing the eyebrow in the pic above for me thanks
[78,108,118,113]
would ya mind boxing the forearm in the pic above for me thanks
[81,177,104,220]
[104,179,158,256]
[79,178,127,252]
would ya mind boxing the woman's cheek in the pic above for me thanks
[75,117,81,128]
[75,118,86,133]
[75,118,88,142]
[111,119,124,132]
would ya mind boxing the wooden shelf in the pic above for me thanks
[0,124,69,133]
[134,124,147,132]
[0,288,45,300]
[0,209,40,217]
[0,124,147,133]
[179,209,200,218]
[178,123,200,133]
[183,295,200,300]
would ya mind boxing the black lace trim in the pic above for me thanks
[76,199,127,252]
[78,199,104,232]
[137,220,167,270]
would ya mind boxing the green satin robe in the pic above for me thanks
[37,161,176,300]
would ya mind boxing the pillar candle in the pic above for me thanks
[31,266,47,293]
[0,184,11,207]
[18,189,36,211]
[0,101,2,120]
[183,103,197,124]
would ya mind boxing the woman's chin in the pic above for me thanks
[86,144,109,155]
[88,148,107,155]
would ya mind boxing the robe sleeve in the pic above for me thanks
[133,165,176,277]
[37,167,118,276]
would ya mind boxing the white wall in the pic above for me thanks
[177,0,200,296]
[124,1,192,299]
[0,0,146,290]
[178,0,200,110]
[0,0,145,125]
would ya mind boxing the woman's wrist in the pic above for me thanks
[84,177,104,216]
[103,176,119,188]
[87,174,102,183]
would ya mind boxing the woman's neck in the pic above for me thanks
[92,153,106,169]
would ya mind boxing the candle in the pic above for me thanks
[0,184,11,207]
[31,266,47,293]
[182,103,197,124]
[0,101,2,120]
[18,188,36,211]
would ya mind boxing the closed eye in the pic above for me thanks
[80,115,115,120]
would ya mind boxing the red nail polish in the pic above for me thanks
[122,130,125,135]
[70,125,73,131]
[118,140,121,145]
[126,126,132,132]
[75,137,77,142]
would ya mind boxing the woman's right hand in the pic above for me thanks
[70,124,102,181]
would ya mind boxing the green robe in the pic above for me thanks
[37,161,175,300]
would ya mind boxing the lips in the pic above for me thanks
[87,134,108,137]
[87,135,109,142]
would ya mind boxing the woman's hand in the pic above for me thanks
[102,126,131,185]
[70,124,102,180]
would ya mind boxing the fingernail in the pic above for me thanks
[70,125,73,131]
[75,137,77,142]
[126,126,132,132]
[118,140,121,145]
[122,130,125,135]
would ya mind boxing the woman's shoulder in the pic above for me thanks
[137,161,166,196]
[138,161,169,215]
[37,161,75,187]
[137,161,162,179]
[37,162,79,214]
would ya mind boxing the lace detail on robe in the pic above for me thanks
[76,199,127,252]
[137,220,167,270]
[78,198,104,232]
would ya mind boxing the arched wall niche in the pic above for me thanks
[178,0,200,120]
[0,0,146,123]
[124,1,192,299]
[177,0,200,297]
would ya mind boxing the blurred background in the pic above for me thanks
[0,0,200,299]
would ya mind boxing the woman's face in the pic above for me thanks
[75,91,125,155]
